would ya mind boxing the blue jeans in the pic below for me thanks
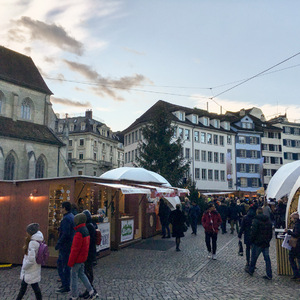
[71,263,93,298]
[191,217,198,234]
[249,245,272,278]
[57,250,71,289]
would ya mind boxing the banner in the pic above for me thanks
[121,219,134,242]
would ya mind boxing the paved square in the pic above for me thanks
[1,226,299,299]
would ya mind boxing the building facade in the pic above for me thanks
[56,110,124,176]
[0,46,70,180]
[123,100,236,192]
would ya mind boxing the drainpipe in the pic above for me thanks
[57,147,60,177]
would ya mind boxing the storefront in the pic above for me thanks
[0,177,151,266]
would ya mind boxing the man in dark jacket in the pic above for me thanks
[55,201,75,294]
[218,199,229,234]
[189,201,201,235]
[68,213,97,299]
[246,208,273,280]
[286,212,300,280]
[159,199,171,238]
[238,208,256,267]
[229,201,240,234]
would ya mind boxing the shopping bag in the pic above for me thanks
[282,234,292,250]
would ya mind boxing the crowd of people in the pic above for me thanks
[17,201,99,300]
[160,194,300,282]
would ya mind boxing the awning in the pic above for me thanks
[203,192,234,196]
[163,196,181,210]
[92,182,151,195]
[174,187,190,196]
[135,184,176,198]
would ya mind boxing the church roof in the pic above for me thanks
[0,116,63,146]
[0,46,52,95]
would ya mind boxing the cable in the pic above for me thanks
[211,51,300,99]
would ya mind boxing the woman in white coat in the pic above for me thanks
[16,223,43,300]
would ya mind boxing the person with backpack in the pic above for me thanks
[68,213,97,300]
[16,223,43,300]
[79,210,99,299]
[55,201,75,294]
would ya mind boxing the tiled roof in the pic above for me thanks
[122,100,233,133]
[0,116,63,146]
[0,46,52,95]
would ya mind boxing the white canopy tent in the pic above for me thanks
[266,160,300,200]
[163,196,181,210]
[99,167,171,186]
[92,182,151,195]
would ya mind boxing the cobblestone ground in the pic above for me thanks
[1,225,299,299]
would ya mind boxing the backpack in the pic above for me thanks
[36,241,49,266]
[95,229,102,246]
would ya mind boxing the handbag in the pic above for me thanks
[183,223,188,232]
[289,236,298,248]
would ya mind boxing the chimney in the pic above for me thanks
[240,109,245,116]
[85,109,92,119]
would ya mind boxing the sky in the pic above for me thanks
[1,0,300,131]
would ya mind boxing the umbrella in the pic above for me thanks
[266,160,300,200]
[99,167,171,186]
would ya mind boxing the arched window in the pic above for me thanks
[21,98,32,120]
[35,156,45,178]
[4,153,15,180]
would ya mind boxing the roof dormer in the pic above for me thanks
[211,119,220,129]
[186,114,198,124]
[173,110,185,121]
[200,116,210,126]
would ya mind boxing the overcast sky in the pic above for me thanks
[1,0,300,131]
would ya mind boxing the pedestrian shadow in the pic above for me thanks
[129,238,175,251]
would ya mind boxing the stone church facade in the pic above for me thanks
[0,46,70,180]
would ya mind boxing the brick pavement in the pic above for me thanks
[1,225,299,299]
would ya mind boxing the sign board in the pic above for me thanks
[96,222,110,252]
[121,219,134,242]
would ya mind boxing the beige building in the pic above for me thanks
[56,110,124,176]
[0,46,70,180]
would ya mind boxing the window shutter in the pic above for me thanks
[292,140,296,147]
[284,152,287,159]
[279,145,282,152]
[246,137,251,144]
[247,178,252,187]
[246,164,250,172]
[283,139,287,146]
[246,150,251,158]
[237,164,240,172]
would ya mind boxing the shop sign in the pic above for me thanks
[96,222,110,251]
[121,219,134,242]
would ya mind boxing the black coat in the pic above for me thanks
[229,203,240,221]
[288,219,300,257]
[238,209,256,245]
[169,209,186,238]
[218,204,229,222]
[159,202,171,225]
[251,214,273,248]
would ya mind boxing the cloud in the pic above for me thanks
[51,96,91,107]
[123,47,145,56]
[192,94,300,122]
[11,16,84,55]
[63,59,149,101]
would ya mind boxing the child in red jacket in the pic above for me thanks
[68,213,97,300]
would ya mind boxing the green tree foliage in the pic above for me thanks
[136,105,190,187]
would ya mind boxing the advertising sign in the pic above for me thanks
[96,222,110,252]
[121,219,134,242]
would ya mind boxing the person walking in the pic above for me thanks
[158,199,171,238]
[229,200,240,234]
[80,210,99,298]
[68,213,97,300]
[246,208,273,280]
[238,208,256,268]
[16,223,43,300]
[218,199,229,234]
[285,212,300,280]
[55,201,75,294]
[183,197,191,227]
[169,204,186,251]
[201,203,222,260]
[189,201,200,235]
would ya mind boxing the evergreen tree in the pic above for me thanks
[136,105,190,186]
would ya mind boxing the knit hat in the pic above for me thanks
[74,213,87,226]
[26,223,40,235]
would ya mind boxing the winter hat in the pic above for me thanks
[26,223,40,235]
[74,213,87,226]
[82,210,92,223]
